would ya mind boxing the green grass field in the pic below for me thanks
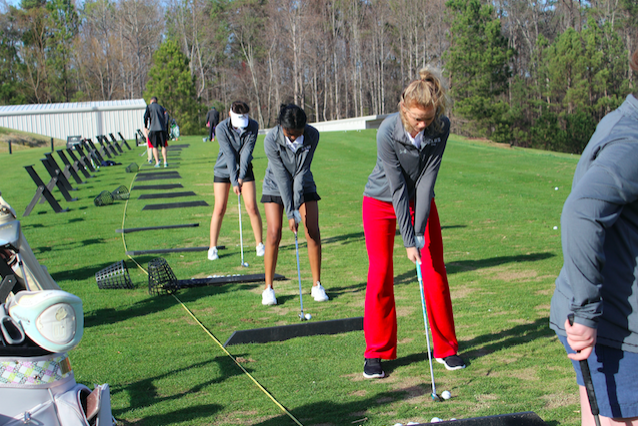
[0,131,581,426]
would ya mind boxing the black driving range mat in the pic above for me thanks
[138,191,197,200]
[116,223,199,233]
[178,273,286,289]
[142,200,208,210]
[132,184,184,191]
[136,174,182,181]
[125,245,224,255]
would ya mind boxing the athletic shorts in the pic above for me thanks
[149,131,167,148]
[260,192,321,205]
[213,166,255,183]
[558,334,638,418]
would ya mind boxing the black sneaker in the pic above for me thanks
[435,354,466,370]
[363,358,385,379]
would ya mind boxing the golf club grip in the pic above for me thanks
[567,314,600,417]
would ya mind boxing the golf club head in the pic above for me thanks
[431,393,443,402]
[298,312,306,321]
[241,262,249,267]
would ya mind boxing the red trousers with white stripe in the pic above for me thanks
[363,196,458,360]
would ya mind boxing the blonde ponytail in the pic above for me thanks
[399,65,451,131]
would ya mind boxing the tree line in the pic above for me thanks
[1,0,636,153]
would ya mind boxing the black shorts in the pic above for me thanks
[149,131,167,148]
[214,166,255,183]
[260,192,321,205]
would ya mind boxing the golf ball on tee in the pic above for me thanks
[441,390,452,400]
[305,313,312,320]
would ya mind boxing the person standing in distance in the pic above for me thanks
[208,101,264,261]
[143,96,169,168]
[362,66,465,379]
[260,104,328,306]
[550,49,638,426]
[205,106,220,142]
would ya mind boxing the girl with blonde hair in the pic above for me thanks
[361,66,464,378]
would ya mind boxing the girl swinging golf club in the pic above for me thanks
[362,66,465,379]
[260,104,328,306]
[208,101,264,262]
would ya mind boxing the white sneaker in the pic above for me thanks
[203,137,207,142]
[262,287,277,305]
[207,246,218,260]
[256,242,265,257]
[311,282,329,302]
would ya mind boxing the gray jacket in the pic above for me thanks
[262,125,319,220]
[550,94,638,352]
[213,117,259,187]
[363,113,449,248]
[144,102,166,132]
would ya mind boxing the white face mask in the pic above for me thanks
[229,110,249,129]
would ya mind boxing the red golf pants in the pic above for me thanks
[363,196,458,360]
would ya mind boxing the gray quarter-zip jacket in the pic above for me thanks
[363,112,450,248]
[212,117,259,187]
[262,124,319,220]
[144,102,166,132]
[550,94,638,352]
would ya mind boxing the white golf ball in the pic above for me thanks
[555,187,559,190]
[431,417,443,423]
[553,226,558,230]
[305,313,312,320]
[441,390,452,400]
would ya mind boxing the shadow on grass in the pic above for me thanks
[111,356,240,424]
[393,252,556,286]
[459,316,555,361]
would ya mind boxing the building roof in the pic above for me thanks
[0,99,147,116]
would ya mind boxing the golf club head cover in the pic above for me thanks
[7,290,83,353]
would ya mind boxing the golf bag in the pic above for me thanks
[0,192,114,426]
[169,118,179,140]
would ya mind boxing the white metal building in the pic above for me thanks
[0,99,147,141]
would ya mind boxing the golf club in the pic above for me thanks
[568,314,601,426]
[294,231,307,321]
[416,261,442,402]
[237,194,248,267]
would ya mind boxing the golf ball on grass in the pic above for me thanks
[441,390,451,400]
[431,417,443,423]
[305,313,312,320]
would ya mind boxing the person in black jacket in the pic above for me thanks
[143,96,168,168]
[205,106,220,142]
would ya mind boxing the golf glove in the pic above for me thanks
[415,235,425,250]
[292,210,302,225]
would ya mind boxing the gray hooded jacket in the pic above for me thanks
[550,94,638,352]
[363,112,450,248]
[262,125,319,220]
[212,117,259,187]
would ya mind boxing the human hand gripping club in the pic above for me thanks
[567,313,601,426]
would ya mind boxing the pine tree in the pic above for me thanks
[145,39,199,135]
[444,0,513,142]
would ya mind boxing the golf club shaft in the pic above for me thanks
[238,193,245,265]
[416,262,437,396]
[295,232,304,316]
[567,314,601,426]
